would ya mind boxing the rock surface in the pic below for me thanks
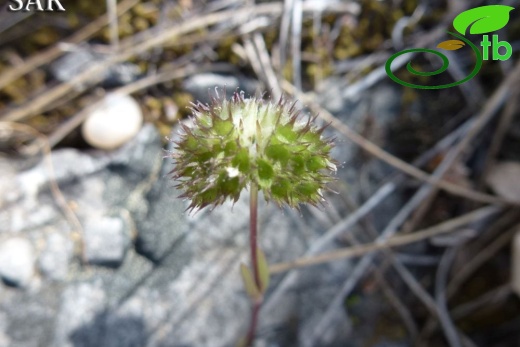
[0,81,405,347]
[83,215,129,267]
[0,238,35,287]
[38,232,74,281]
[50,49,141,88]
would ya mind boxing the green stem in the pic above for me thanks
[245,183,262,346]
[249,183,260,288]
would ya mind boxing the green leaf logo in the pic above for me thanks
[453,5,514,35]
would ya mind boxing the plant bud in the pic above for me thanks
[166,89,336,211]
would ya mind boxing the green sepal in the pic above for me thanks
[271,178,291,201]
[290,156,305,176]
[306,156,327,172]
[213,118,234,136]
[232,148,250,173]
[218,174,240,196]
[266,144,291,166]
[296,182,320,198]
[257,158,274,188]
[224,140,238,155]
[275,124,299,143]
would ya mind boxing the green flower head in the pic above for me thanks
[166,89,336,212]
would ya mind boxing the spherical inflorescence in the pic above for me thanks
[166,89,336,211]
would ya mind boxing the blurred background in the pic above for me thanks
[0,0,520,346]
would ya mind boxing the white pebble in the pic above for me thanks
[0,237,35,287]
[82,93,143,150]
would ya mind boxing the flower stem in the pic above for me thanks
[245,183,262,346]
[249,183,260,288]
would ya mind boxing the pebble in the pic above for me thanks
[83,215,128,266]
[50,49,140,87]
[0,237,35,287]
[82,93,143,150]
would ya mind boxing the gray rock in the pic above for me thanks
[53,280,107,347]
[15,148,110,203]
[83,215,129,267]
[133,180,187,263]
[38,232,73,281]
[0,124,165,347]
[111,123,162,182]
[50,48,141,88]
[0,158,22,208]
[69,311,148,347]
[0,282,62,347]
[9,204,58,234]
[0,158,23,234]
[0,237,35,287]
[0,311,11,347]
[130,128,189,262]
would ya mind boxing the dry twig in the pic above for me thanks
[270,206,500,273]
[0,0,139,90]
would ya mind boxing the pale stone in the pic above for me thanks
[0,237,35,287]
[82,93,143,150]
[83,216,128,266]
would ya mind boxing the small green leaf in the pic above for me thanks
[453,5,514,35]
[240,263,260,301]
[437,39,465,50]
[257,248,270,293]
